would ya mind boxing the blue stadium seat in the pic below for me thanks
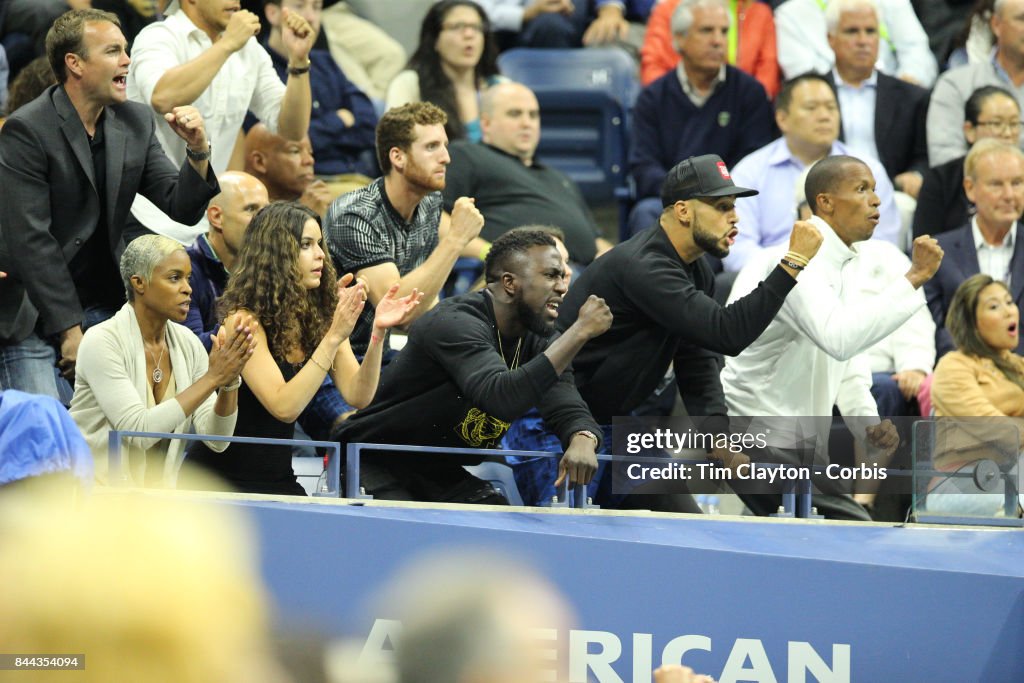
[497,48,640,240]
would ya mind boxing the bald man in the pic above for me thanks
[441,81,614,264]
[184,171,269,351]
[244,123,347,218]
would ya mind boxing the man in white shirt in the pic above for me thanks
[126,0,315,244]
[823,0,929,203]
[774,0,937,87]
[721,155,943,518]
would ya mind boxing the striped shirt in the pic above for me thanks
[324,177,441,355]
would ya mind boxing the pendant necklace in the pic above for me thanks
[147,344,166,383]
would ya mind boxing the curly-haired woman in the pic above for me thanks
[187,202,422,495]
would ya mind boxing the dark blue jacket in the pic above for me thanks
[184,234,227,352]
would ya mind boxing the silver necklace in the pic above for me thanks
[147,344,166,384]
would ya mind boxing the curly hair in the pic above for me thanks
[6,56,57,115]
[407,0,500,141]
[376,101,448,175]
[946,273,1024,391]
[218,202,338,361]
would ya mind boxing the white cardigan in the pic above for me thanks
[70,304,237,486]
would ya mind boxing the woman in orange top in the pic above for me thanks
[928,274,1024,517]
[640,0,780,98]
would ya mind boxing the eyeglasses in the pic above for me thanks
[441,21,485,34]
[974,119,1024,133]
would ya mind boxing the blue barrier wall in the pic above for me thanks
[218,499,1023,683]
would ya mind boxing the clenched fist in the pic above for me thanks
[573,294,613,339]
[447,197,485,248]
[221,10,261,53]
[787,220,824,262]
[905,235,944,289]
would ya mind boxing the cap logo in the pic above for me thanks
[718,111,731,127]
[717,162,731,180]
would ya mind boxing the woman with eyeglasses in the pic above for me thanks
[385,0,504,143]
[914,85,1022,239]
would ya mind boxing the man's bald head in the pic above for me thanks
[207,171,269,262]
[244,123,316,200]
[480,81,541,165]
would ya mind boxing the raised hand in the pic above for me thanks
[220,9,261,53]
[787,220,824,262]
[447,197,485,248]
[280,8,315,63]
[328,273,366,343]
[905,235,944,289]
[164,105,209,151]
[372,283,424,330]
[572,295,613,340]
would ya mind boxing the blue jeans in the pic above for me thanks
[870,371,917,417]
[502,414,622,507]
[0,332,60,399]
[0,304,119,402]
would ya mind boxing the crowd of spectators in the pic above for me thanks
[1,0,1022,522]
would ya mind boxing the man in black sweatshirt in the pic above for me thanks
[335,230,613,504]
[507,154,824,508]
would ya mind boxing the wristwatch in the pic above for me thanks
[287,59,312,76]
[185,143,211,162]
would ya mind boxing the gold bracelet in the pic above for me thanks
[309,352,332,373]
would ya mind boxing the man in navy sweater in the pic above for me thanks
[627,0,774,237]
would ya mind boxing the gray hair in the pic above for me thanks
[824,0,879,34]
[119,235,185,301]
[963,137,1024,181]
[671,0,730,37]
[995,0,1009,17]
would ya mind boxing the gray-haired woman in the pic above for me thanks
[70,235,256,487]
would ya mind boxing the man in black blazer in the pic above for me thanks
[925,139,1024,358]
[825,1,930,199]
[0,8,218,400]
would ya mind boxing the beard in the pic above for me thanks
[692,213,730,259]
[403,157,445,193]
[515,295,555,336]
